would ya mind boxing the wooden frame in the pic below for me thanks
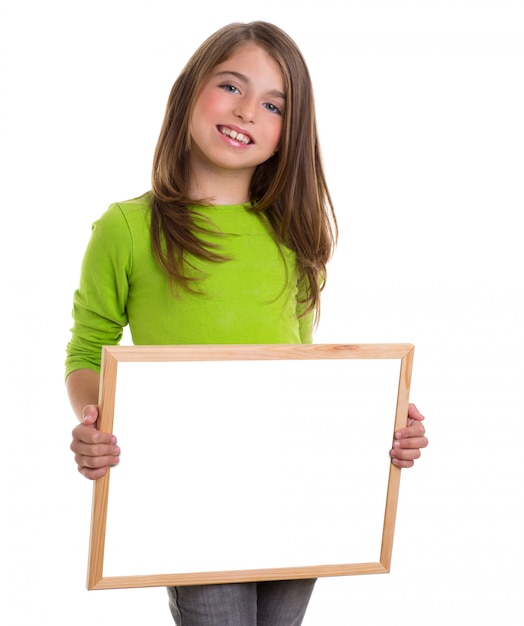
[87,343,414,590]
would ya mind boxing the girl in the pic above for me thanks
[66,21,428,626]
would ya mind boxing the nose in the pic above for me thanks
[234,97,256,123]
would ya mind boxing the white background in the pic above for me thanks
[1,1,523,624]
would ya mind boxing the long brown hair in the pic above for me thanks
[151,21,337,322]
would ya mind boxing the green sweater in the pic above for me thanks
[65,192,313,377]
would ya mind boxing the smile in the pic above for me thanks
[218,126,252,145]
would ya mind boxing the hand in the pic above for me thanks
[70,405,120,480]
[389,403,428,468]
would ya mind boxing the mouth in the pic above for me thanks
[218,125,253,145]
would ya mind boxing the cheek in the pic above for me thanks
[268,121,283,150]
[195,90,225,120]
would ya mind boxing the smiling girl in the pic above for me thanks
[66,21,427,626]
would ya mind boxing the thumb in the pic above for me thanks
[408,403,425,421]
[82,407,99,426]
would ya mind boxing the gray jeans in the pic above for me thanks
[167,579,316,626]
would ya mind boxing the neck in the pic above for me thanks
[188,158,254,206]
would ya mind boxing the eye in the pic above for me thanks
[220,83,240,94]
[263,102,282,115]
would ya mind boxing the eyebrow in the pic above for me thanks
[214,70,286,100]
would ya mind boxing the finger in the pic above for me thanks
[79,465,110,481]
[392,435,428,451]
[75,451,120,470]
[72,424,117,446]
[395,421,426,440]
[74,450,120,482]
[71,439,120,459]
[391,457,416,469]
[390,446,422,463]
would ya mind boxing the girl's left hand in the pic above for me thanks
[389,403,428,468]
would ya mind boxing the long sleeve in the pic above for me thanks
[65,205,132,376]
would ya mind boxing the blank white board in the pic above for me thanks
[87,343,414,589]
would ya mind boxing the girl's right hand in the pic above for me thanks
[70,406,120,480]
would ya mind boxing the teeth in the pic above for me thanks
[220,126,251,144]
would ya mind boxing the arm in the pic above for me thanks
[66,367,100,421]
[67,368,120,480]
[389,403,428,468]
[65,206,132,479]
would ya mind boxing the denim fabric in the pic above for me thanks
[167,579,316,626]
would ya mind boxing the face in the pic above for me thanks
[189,44,285,180]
